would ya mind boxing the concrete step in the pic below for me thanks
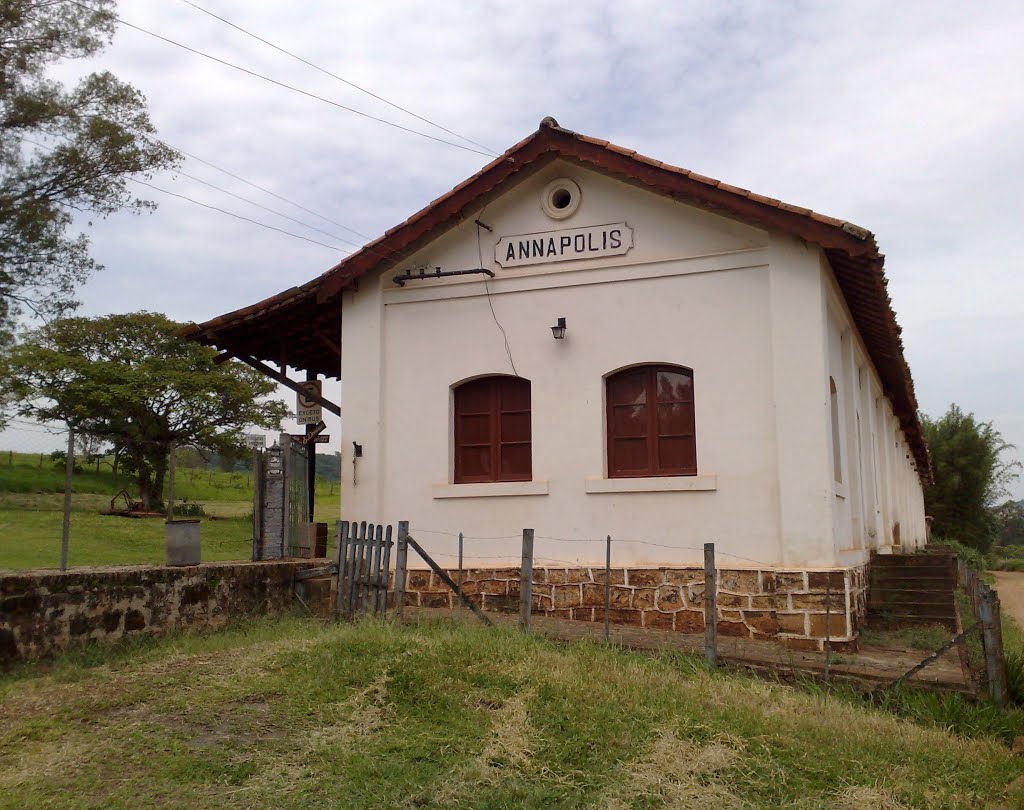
[872,593,958,606]
[872,571,954,583]
[869,588,956,602]
[868,604,957,622]
[867,612,958,631]
[871,559,954,573]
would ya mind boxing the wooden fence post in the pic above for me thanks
[604,535,612,644]
[979,587,1008,706]
[824,578,832,682]
[334,520,349,620]
[394,521,409,619]
[458,532,464,614]
[377,524,393,617]
[520,529,534,632]
[704,542,717,666]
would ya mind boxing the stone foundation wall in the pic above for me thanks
[0,560,323,664]
[405,564,869,651]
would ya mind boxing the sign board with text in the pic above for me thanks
[296,380,323,425]
[495,222,633,268]
[290,434,331,445]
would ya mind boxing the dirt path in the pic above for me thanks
[992,571,1024,626]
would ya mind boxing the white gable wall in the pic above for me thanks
[820,261,927,566]
[338,161,922,569]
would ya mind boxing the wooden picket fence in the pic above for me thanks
[334,520,393,620]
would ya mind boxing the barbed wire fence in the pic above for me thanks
[1,419,75,569]
[380,524,791,667]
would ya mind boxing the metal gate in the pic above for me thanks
[283,437,308,556]
[335,521,393,619]
[251,434,309,560]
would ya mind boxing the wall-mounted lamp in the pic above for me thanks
[550,317,567,340]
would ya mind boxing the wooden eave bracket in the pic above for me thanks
[217,349,341,416]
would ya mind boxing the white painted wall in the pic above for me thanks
[338,160,926,569]
[821,266,928,565]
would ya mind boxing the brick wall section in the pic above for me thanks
[405,565,869,651]
[0,560,322,664]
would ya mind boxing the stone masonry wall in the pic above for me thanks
[0,560,322,664]
[406,564,869,651]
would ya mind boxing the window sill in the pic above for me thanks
[432,481,550,499]
[584,475,717,494]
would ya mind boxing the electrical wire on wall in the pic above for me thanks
[475,215,519,377]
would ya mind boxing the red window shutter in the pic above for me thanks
[607,366,696,478]
[454,376,531,483]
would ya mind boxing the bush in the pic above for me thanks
[991,558,1024,572]
[931,536,989,572]
[172,502,206,518]
[1006,650,1024,706]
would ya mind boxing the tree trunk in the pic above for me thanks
[137,466,154,511]
[153,466,166,510]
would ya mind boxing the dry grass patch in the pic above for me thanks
[602,729,747,809]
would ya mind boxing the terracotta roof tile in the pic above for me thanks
[605,143,637,157]
[716,182,752,196]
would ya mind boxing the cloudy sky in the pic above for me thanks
[5,0,1023,499]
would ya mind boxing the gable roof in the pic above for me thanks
[181,117,929,481]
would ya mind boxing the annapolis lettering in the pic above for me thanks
[496,223,632,268]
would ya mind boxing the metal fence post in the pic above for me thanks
[394,521,409,620]
[604,535,612,643]
[59,425,75,571]
[520,529,534,632]
[704,542,717,666]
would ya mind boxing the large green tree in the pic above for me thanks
[1,1,176,339]
[922,404,1021,552]
[4,312,289,509]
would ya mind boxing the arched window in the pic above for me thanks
[453,376,531,483]
[606,365,696,478]
[829,376,842,483]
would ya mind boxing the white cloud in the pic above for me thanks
[7,0,1023,497]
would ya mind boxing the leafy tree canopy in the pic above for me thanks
[1,1,177,340]
[4,312,288,508]
[922,404,1021,552]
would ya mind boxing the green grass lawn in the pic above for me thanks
[0,508,253,570]
[0,617,1020,809]
[0,451,340,570]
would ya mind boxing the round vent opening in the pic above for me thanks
[541,178,581,219]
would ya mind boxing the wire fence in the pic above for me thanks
[408,526,778,570]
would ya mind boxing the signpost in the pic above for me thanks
[245,433,266,449]
[290,434,331,444]
[290,420,328,446]
[296,380,323,425]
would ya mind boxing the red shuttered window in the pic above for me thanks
[454,376,532,483]
[606,365,696,478]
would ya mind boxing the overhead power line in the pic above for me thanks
[26,126,404,263]
[66,1,496,158]
[179,0,496,156]
[128,177,349,252]
[173,168,365,251]
[151,136,375,243]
